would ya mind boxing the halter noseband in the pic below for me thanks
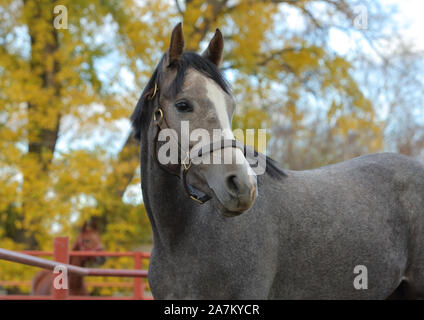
[148,83,245,204]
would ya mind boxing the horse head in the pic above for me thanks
[73,220,106,266]
[132,23,258,217]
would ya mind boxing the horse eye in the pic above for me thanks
[175,101,193,112]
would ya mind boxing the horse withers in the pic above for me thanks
[131,23,424,299]
[32,221,105,296]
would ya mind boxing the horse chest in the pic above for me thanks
[148,243,272,299]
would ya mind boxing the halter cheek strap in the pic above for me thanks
[149,83,245,205]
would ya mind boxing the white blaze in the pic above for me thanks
[205,78,233,139]
[205,78,255,176]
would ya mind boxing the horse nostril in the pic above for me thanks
[226,174,240,195]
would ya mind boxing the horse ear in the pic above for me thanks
[167,22,185,66]
[202,28,224,67]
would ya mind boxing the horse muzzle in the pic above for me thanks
[213,169,258,217]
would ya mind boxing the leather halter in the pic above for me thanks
[148,83,245,204]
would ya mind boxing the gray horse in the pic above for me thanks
[131,23,424,299]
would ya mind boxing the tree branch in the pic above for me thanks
[175,0,184,15]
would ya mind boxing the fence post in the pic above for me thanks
[133,252,144,300]
[53,237,69,300]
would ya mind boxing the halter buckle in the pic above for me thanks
[154,108,163,122]
[150,83,158,100]
[182,152,192,171]
[190,195,206,204]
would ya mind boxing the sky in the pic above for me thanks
[328,0,424,57]
[388,0,424,50]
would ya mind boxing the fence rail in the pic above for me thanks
[0,237,151,300]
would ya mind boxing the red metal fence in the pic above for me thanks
[0,237,151,300]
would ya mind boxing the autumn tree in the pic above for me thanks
[0,0,408,293]
[0,0,163,291]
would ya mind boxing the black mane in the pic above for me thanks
[130,51,286,179]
